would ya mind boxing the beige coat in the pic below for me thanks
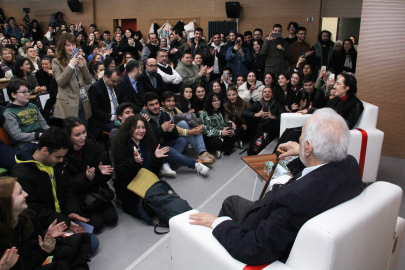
[52,58,92,119]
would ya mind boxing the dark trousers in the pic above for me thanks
[0,142,17,171]
[119,189,155,219]
[203,135,236,155]
[273,127,302,153]
[85,201,118,233]
[234,128,249,142]
[218,195,255,223]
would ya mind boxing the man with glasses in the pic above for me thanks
[284,22,298,45]
[88,66,124,139]
[139,57,167,100]
[3,79,49,148]
[156,49,182,94]
[253,28,263,41]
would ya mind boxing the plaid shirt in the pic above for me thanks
[200,110,227,137]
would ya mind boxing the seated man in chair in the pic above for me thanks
[189,108,364,265]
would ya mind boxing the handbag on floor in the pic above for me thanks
[127,168,192,234]
[247,120,273,156]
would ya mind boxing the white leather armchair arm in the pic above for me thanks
[170,209,294,270]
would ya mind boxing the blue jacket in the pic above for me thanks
[5,26,20,39]
[225,46,252,77]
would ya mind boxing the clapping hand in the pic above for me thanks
[99,162,113,175]
[206,66,214,74]
[38,233,56,254]
[291,103,299,110]
[85,166,95,181]
[0,248,19,270]
[299,99,307,110]
[47,219,67,238]
[155,144,169,158]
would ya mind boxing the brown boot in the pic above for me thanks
[197,153,214,164]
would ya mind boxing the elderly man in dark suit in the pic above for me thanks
[139,58,167,100]
[119,59,145,113]
[87,66,124,139]
[189,108,364,265]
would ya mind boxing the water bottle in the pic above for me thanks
[253,136,262,152]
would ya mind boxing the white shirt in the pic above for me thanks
[157,63,183,84]
[211,163,327,229]
[103,78,118,121]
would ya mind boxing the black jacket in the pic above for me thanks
[184,37,208,64]
[296,87,326,110]
[124,39,143,60]
[273,85,297,110]
[120,73,145,113]
[207,42,228,75]
[0,213,91,270]
[11,148,82,228]
[87,78,124,138]
[139,72,167,100]
[141,109,179,146]
[64,135,112,204]
[111,41,127,65]
[242,98,283,123]
[35,69,53,89]
[327,95,364,129]
[249,52,266,82]
[113,139,164,199]
[213,155,363,265]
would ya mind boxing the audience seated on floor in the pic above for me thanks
[140,92,209,177]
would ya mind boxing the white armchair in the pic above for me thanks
[279,101,384,183]
[170,181,403,270]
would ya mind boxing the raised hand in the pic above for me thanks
[207,66,214,74]
[47,219,67,238]
[141,114,150,122]
[38,233,56,254]
[254,107,264,118]
[0,247,19,270]
[155,144,169,158]
[299,99,307,110]
[99,162,113,175]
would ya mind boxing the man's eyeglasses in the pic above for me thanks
[16,91,30,95]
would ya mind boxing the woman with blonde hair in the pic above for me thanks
[52,33,92,125]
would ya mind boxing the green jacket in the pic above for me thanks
[200,110,227,137]
[175,60,201,88]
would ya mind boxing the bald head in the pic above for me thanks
[145,58,158,76]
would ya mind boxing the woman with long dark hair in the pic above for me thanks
[249,39,265,82]
[200,92,236,158]
[30,20,43,44]
[52,33,92,123]
[272,73,296,111]
[224,85,251,147]
[118,52,134,74]
[111,31,127,65]
[0,176,91,270]
[11,57,44,94]
[64,117,118,233]
[113,115,168,218]
[176,86,194,113]
[191,84,206,116]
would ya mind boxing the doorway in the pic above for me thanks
[113,19,137,32]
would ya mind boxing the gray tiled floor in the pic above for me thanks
[89,141,405,270]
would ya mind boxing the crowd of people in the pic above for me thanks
[0,14,363,269]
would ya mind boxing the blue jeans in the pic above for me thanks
[176,120,206,154]
[165,137,196,169]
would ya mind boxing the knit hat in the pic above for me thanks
[229,30,237,36]
[22,38,30,46]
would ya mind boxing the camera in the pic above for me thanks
[23,8,30,13]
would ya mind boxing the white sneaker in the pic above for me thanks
[215,150,223,159]
[195,162,209,176]
[161,163,176,178]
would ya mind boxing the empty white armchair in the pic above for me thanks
[170,181,403,270]
[279,101,384,183]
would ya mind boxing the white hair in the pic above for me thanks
[302,108,350,163]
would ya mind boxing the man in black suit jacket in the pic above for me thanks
[139,58,167,100]
[87,66,124,139]
[190,108,364,265]
[119,59,145,113]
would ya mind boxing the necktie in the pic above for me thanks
[109,87,118,112]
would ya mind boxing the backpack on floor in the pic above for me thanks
[247,120,272,156]
[138,181,192,234]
